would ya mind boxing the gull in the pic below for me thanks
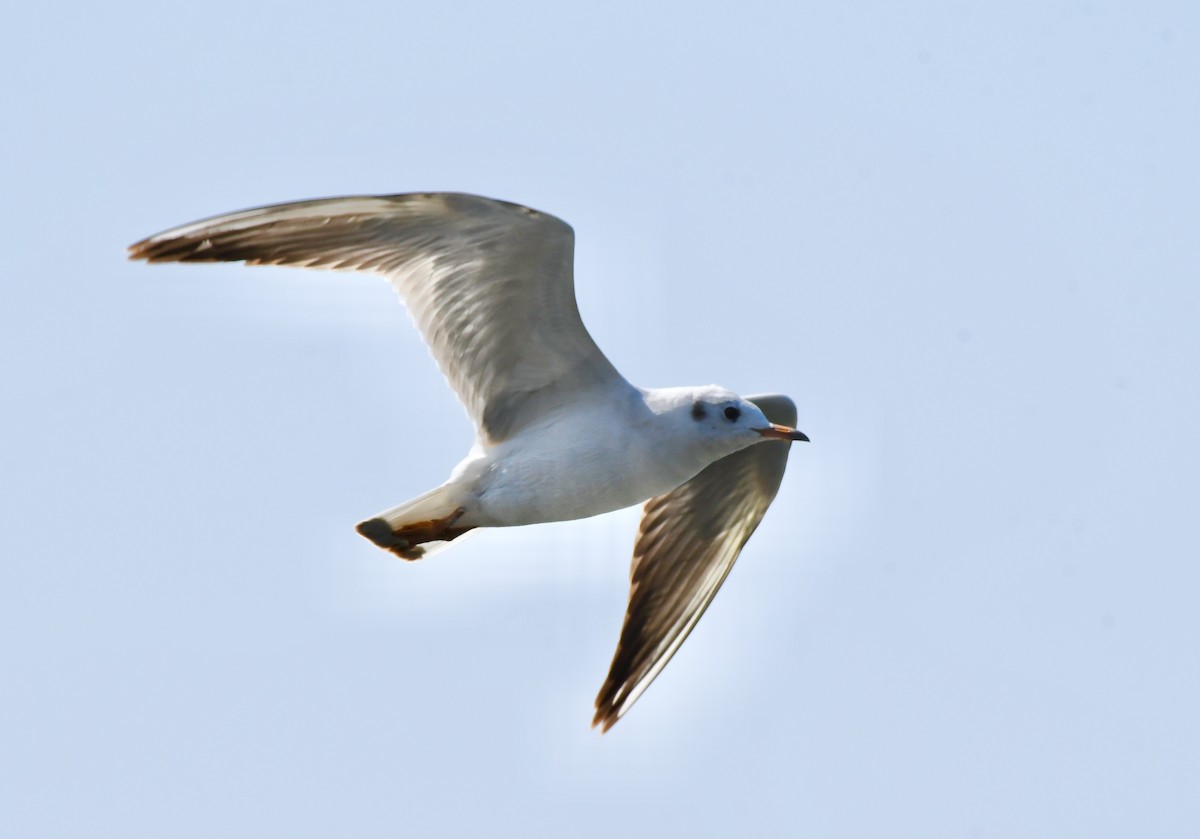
[129,192,808,731]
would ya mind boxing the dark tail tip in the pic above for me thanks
[356,517,401,549]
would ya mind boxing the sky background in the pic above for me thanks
[3,2,1198,837]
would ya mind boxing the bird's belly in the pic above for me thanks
[470,431,695,527]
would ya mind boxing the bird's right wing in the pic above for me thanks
[593,394,800,731]
[129,193,627,442]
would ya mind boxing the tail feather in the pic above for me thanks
[356,483,474,560]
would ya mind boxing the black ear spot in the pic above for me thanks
[691,402,707,421]
[723,406,741,422]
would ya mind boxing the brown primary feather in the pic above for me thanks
[593,395,797,732]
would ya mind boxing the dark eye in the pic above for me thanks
[723,406,741,422]
[691,402,707,421]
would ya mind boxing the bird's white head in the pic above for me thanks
[645,385,809,468]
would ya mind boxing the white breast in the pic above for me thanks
[467,395,709,527]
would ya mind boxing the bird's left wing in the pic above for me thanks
[593,394,800,732]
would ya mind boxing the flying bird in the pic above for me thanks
[129,192,808,731]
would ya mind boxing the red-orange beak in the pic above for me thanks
[755,423,810,442]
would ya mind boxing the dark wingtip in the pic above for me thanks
[127,237,189,264]
[592,689,624,733]
[591,709,617,734]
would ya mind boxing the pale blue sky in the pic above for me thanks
[2,2,1198,837]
